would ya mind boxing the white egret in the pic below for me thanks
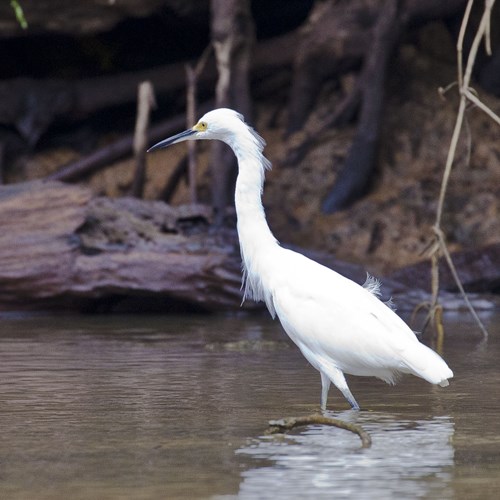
[148,108,453,410]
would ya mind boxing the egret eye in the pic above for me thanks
[194,121,208,132]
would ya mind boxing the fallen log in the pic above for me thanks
[1,180,495,314]
[0,180,246,311]
[0,179,377,313]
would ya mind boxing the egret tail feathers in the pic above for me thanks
[402,343,453,386]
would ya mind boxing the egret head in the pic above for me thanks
[148,108,248,152]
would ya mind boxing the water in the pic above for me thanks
[0,311,499,499]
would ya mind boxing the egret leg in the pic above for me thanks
[320,371,331,410]
[329,367,360,410]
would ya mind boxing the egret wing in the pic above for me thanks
[270,250,421,380]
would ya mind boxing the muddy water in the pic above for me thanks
[0,311,499,499]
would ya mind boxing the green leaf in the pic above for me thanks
[10,0,28,29]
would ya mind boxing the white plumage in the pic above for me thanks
[149,108,453,410]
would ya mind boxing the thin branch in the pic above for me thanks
[131,81,156,198]
[185,45,213,204]
[425,0,495,339]
[266,414,372,448]
[433,226,489,338]
[456,0,474,88]
[435,97,466,228]
[483,0,494,55]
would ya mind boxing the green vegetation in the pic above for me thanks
[10,0,28,29]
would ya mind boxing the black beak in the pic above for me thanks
[147,128,196,152]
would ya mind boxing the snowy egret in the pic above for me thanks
[148,108,453,410]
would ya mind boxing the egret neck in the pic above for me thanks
[230,128,278,316]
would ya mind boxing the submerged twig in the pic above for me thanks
[266,414,372,448]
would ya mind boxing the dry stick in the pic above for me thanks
[434,226,487,335]
[456,0,474,89]
[46,102,213,183]
[185,46,213,204]
[131,81,156,198]
[186,67,198,204]
[266,414,372,449]
[420,250,441,335]
[427,0,493,339]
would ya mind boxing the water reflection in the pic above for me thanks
[237,412,454,499]
[0,312,499,499]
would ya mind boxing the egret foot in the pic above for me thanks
[330,367,360,410]
[320,369,360,410]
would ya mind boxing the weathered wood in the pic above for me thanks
[131,81,156,198]
[0,180,386,313]
[1,181,494,313]
[0,180,247,311]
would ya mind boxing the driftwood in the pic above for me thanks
[0,179,383,313]
[0,180,496,313]
[0,180,246,311]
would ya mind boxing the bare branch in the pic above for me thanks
[424,0,496,339]
[266,414,372,448]
[131,81,156,198]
